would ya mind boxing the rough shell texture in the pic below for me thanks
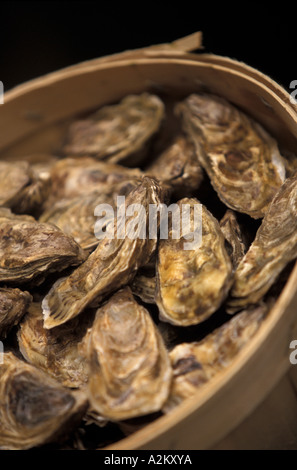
[0,160,52,215]
[220,210,247,269]
[40,192,112,252]
[18,303,92,388]
[0,208,85,284]
[156,198,233,326]
[163,304,266,413]
[0,288,32,338]
[82,287,172,421]
[177,93,286,218]
[147,135,203,196]
[283,152,297,177]
[46,157,143,207]
[130,273,156,305]
[42,177,166,329]
[229,173,297,310]
[0,160,50,215]
[62,93,165,165]
[14,171,51,216]
[40,180,142,252]
[0,352,88,450]
[0,161,31,207]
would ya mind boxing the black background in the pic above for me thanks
[0,1,295,92]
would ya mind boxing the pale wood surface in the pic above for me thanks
[213,368,297,450]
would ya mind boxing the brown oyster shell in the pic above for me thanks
[130,273,156,305]
[63,93,165,165]
[18,303,92,388]
[0,352,88,450]
[47,156,143,207]
[220,209,247,269]
[0,288,32,338]
[177,93,286,218]
[283,152,297,177]
[147,135,203,196]
[14,171,51,216]
[229,173,297,311]
[40,192,112,252]
[0,160,52,215]
[0,208,85,284]
[82,287,172,421]
[0,161,31,207]
[130,257,156,305]
[42,177,166,329]
[40,179,142,252]
[163,304,266,413]
[156,198,233,326]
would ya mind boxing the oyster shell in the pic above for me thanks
[42,177,166,329]
[63,93,165,165]
[0,288,32,338]
[18,303,92,388]
[163,304,266,413]
[229,173,297,310]
[156,198,233,326]
[40,192,112,252]
[82,287,172,421]
[0,161,31,208]
[177,93,286,218]
[47,157,143,207]
[0,208,85,284]
[0,352,88,450]
[0,160,51,215]
[130,257,156,304]
[220,210,246,269]
[283,152,297,177]
[147,135,203,196]
[130,273,156,305]
[40,179,142,252]
[14,169,51,216]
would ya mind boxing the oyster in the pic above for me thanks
[14,168,51,216]
[0,352,88,450]
[0,160,51,215]
[130,273,156,305]
[177,93,286,218]
[82,287,172,421]
[0,161,31,208]
[229,173,297,310]
[283,152,297,177]
[0,208,85,284]
[42,177,166,329]
[0,288,32,338]
[130,257,156,304]
[18,303,92,388]
[163,304,266,413]
[40,192,112,252]
[63,93,165,165]
[47,157,143,206]
[147,135,203,196]
[40,180,141,252]
[156,198,233,326]
[220,210,246,269]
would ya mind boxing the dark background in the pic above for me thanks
[0,2,295,92]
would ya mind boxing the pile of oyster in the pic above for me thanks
[0,92,296,450]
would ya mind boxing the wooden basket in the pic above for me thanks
[1,32,297,450]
